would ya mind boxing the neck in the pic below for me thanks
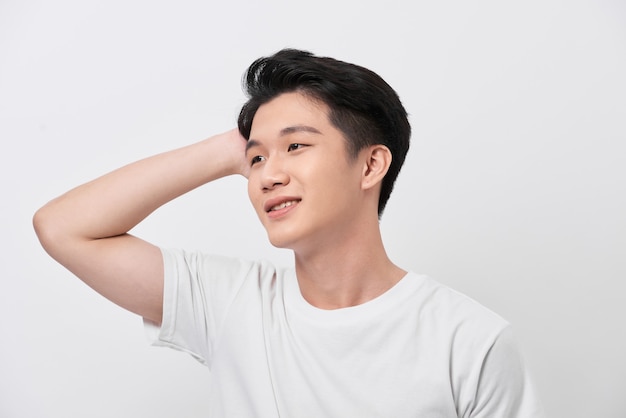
[293,217,406,310]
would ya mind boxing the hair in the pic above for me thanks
[238,48,411,216]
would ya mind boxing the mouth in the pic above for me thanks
[268,200,299,212]
[264,197,302,213]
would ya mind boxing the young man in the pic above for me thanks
[34,49,544,417]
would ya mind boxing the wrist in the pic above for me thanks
[200,129,248,178]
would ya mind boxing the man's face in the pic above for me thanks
[246,92,366,253]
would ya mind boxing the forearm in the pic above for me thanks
[34,129,246,249]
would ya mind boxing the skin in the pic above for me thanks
[33,91,405,325]
[246,92,405,309]
[33,130,247,324]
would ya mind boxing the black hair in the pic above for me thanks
[238,49,411,216]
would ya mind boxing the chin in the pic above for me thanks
[265,227,308,251]
[265,231,294,249]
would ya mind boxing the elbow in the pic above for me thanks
[33,205,53,250]
[33,203,65,255]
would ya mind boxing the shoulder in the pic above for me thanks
[161,247,280,277]
[160,247,291,294]
[158,248,290,329]
[407,274,544,416]
[406,274,513,378]
[409,273,509,337]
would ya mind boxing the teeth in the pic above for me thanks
[270,200,298,211]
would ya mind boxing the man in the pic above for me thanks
[34,49,544,417]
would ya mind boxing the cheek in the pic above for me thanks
[246,178,253,198]
[247,179,263,214]
[317,159,361,191]
[309,168,359,212]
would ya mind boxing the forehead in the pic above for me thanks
[250,92,330,137]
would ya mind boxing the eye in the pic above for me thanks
[250,155,265,166]
[287,143,306,152]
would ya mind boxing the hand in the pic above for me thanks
[229,128,251,178]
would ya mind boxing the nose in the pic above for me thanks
[260,157,290,190]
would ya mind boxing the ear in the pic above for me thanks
[361,144,392,190]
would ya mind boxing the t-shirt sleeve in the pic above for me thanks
[468,326,546,417]
[143,248,256,367]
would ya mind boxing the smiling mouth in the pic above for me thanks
[268,200,300,212]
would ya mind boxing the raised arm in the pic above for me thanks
[33,129,248,324]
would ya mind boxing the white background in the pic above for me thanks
[1,0,625,417]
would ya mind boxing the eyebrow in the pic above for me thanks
[245,139,261,153]
[246,125,322,152]
[279,125,321,136]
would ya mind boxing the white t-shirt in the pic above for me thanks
[145,249,545,417]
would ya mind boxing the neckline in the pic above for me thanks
[284,270,420,324]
